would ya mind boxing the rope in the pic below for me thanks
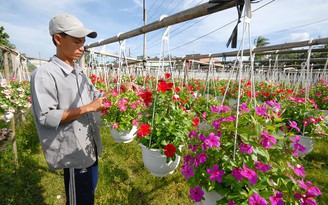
[233,0,252,161]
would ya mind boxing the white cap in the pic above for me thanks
[49,13,97,38]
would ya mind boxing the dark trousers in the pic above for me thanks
[64,160,98,205]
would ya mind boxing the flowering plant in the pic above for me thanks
[0,78,31,122]
[101,88,145,131]
[280,96,327,140]
[181,100,322,204]
[136,73,196,161]
[309,79,328,110]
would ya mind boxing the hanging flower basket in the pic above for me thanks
[290,135,315,157]
[194,188,224,205]
[136,73,195,165]
[138,143,181,177]
[110,126,137,143]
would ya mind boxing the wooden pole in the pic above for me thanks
[85,1,236,49]
[4,50,19,169]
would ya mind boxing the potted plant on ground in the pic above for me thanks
[181,100,322,204]
[136,73,196,177]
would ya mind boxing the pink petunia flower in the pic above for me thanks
[260,131,276,148]
[249,193,268,205]
[241,163,258,185]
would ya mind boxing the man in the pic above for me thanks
[30,13,136,205]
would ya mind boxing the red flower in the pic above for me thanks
[157,80,174,92]
[137,124,151,138]
[139,90,153,106]
[164,144,177,158]
[158,81,168,92]
[192,117,200,127]
[166,82,174,90]
[164,73,171,79]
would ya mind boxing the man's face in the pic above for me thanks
[55,34,86,62]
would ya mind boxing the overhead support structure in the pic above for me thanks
[85,0,237,49]
[86,50,142,63]
[184,37,328,59]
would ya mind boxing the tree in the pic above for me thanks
[253,36,270,61]
[254,36,270,48]
[0,26,15,49]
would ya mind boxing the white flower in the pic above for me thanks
[0,79,8,87]
[8,107,15,113]
[1,104,8,109]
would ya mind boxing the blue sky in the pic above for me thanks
[0,0,327,60]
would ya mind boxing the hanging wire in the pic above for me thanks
[232,0,253,161]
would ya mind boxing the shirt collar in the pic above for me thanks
[51,56,82,75]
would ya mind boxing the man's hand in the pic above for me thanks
[120,82,139,91]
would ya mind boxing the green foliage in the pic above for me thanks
[0,26,15,48]
[183,101,322,204]
[137,75,195,154]
[0,111,327,204]
[281,96,327,140]
[101,88,144,131]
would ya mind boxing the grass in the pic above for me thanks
[0,111,327,204]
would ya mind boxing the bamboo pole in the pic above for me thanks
[184,37,328,59]
[86,50,142,63]
[85,0,236,49]
[3,51,19,169]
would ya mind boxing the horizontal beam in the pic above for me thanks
[86,50,142,63]
[85,0,236,49]
[184,37,328,59]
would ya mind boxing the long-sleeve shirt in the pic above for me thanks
[30,56,103,170]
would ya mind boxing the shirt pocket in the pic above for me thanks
[58,126,78,156]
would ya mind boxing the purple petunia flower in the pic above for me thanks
[241,163,258,185]
[239,143,253,154]
[212,119,221,130]
[289,120,300,132]
[188,131,198,138]
[269,191,284,205]
[189,185,204,202]
[249,193,268,205]
[288,163,306,177]
[206,164,225,183]
[255,161,272,173]
[227,200,235,205]
[290,135,307,156]
[194,152,208,167]
[231,167,243,181]
[255,106,268,117]
[181,164,195,179]
[260,130,277,148]
[205,133,220,148]
[210,105,231,113]
[239,102,250,113]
